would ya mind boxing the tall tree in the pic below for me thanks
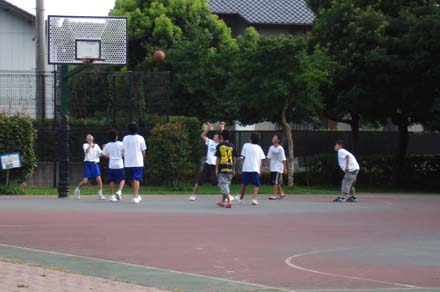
[309,0,387,153]
[229,33,331,186]
[110,0,238,121]
[365,2,440,184]
[309,0,440,185]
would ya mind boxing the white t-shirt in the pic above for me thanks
[102,141,124,169]
[337,148,360,172]
[241,143,266,173]
[83,143,101,162]
[267,145,286,173]
[123,134,147,167]
[205,138,218,165]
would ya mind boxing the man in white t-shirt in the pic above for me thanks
[102,129,125,202]
[189,121,225,201]
[73,133,105,200]
[236,133,266,206]
[267,133,287,200]
[334,140,360,202]
[123,122,147,204]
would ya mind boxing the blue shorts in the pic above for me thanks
[242,172,261,187]
[107,168,125,183]
[126,167,143,181]
[83,162,101,179]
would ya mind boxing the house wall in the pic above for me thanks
[0,8,54,118]
[0,8,36,71]
[217,14,249,36]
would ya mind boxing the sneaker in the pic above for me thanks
[234,195,241,203]
[347,196,358,202]
[132,196,142,204]
[268,196,278,200]
[225,203,232,208]
[115,190,122,201]
[189,194,197,201]
[228,195,235,202]
[74,187,80,200]
[216,202,225,207]
[109,195,118,202]
[251,199,259,206]
[98,194,106,200]
[333,197,346,202]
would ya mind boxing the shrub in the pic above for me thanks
[297,154,440,189]
[0,114,37,189]
[169,116,203,166]
[0,181,25,195]
[146,121,198,186]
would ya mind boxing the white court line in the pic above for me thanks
[296,288,431,292]
[285,248,421,289]
[0,243,295,292]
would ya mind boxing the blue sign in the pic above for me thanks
[0,152,22,170]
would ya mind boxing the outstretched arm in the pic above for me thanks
[201,122,213,142]
[219,121,225,132]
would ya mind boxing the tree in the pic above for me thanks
[110,0,238,121]
[309,0,440,185]
[229,33,331,186]
[308,0,387,153]
[365,2,440,184]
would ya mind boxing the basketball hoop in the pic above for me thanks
[79,57,106,64]
[48,15,127,65]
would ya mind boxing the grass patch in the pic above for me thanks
[21,184,339,196]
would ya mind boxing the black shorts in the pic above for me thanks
[197,163,218,185]
[271,172,282,185]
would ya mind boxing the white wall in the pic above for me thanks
[0,8,36,71]
[0,8,54,118]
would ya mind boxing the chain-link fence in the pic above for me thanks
[0,71,55,118]
[68,70,171,126]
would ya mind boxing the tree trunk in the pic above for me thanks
[391,120,409,186]
[281,103,294,186]
[350,112,360,155]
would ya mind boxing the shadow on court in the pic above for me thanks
[0,194,439,292]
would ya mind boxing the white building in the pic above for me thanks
[0,0,54,118]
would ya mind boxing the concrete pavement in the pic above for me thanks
[0,259,169,292]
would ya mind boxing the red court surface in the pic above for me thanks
[0,194,439,291]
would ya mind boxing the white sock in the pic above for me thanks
[98,190,103,195]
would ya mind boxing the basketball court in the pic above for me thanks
[0,194,439,292]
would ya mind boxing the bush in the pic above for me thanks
[169,116,203,166]
[146,121,198,187]
[297,154,440,189]
[0,181,25,195]
[0,114,37,189]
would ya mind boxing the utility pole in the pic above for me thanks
[35,0,46,119]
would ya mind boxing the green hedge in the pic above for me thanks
[297,154,440,189]
[0,114,37,187]
[146,120,199,187]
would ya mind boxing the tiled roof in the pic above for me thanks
[208,0,315,25]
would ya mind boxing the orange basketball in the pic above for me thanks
[153,50,165,62]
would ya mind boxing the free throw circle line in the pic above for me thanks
[0,243,294,292]
[285,248,421,289]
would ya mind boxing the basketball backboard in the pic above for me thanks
[48,15,127,65]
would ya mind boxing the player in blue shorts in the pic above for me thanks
[235,133,265,206]
[123,122,147,204]
[102,129,125,202]
[74,133,105,200]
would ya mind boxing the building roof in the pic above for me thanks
[208,0,315,25]
[0,0,34,23]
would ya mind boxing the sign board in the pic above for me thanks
[0,152,22,170]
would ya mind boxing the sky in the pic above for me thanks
[7,0,116,17]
